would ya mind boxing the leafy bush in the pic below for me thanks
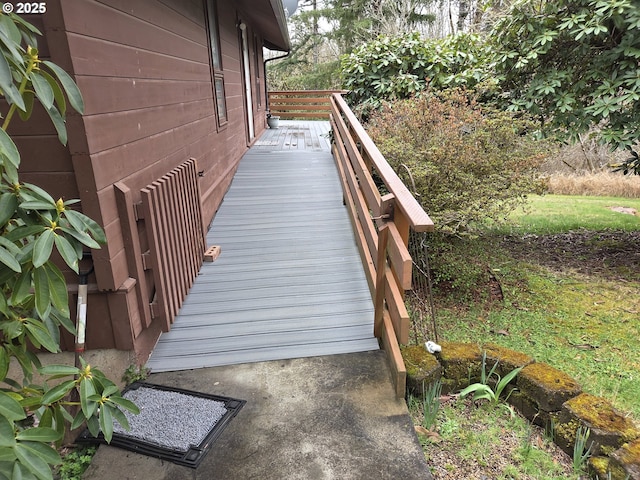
[490,0,640,159]
[422,235,493,300]
[340,32,492,119]
[0,12,137,479]
[366,89,549,236]
[55,446,96,480]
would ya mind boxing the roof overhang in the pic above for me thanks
[236,0,291,52]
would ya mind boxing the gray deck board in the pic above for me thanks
[147,121,377,372]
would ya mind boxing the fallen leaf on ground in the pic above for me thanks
[414,426,442,443]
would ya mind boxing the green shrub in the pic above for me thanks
[56,446,96,480]
[366,89,550,236]
[340,32,492,119]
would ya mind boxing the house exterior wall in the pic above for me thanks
[13,0,272,361]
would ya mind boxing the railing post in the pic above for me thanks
[374,223,389,337]
[394,209,411,249]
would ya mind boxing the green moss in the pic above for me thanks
[555,418,581,446]
[609,440,640,480]
[565,393,640,442]
[402,345,441,377]
[521,363,580,392]
[436,342,482,382]
[588,456,610,479]
[517,363,582,414]
[483,343,534,378]
[483,343,533,367]
[439,342,482,362]
[615,438,640,465]
[401,345,442,396]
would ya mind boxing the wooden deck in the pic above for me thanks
[146,121,378,372]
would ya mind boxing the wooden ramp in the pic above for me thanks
[147,122,378,372]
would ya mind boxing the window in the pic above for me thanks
[205,0,227,127]
[214,77,227,124]
[206,0,222,69]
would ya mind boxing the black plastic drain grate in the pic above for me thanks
[76,382,245,468]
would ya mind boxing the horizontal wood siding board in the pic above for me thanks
[159,0,204,25]
[77,77,214,115]
[83,99,214,153]
[15,173,79,201]
[68,34,210,80]
[4,102,58,136]
[90,116,215,192]
[14,136,71,172]
[96,0,205,43]
[62,0,208,63]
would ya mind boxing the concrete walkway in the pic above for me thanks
[83,351,433,479]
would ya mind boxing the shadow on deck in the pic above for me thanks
[147,121,378,372]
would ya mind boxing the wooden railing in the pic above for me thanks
[268,90,347,119]
[330,93,434,397]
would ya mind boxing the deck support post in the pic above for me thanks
[374,223,389,338]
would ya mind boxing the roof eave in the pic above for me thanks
[269,0,291,52]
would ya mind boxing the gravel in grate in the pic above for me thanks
[113,387,228,452]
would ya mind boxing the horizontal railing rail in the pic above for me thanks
[268,90,348,120]
[330,93,434,397]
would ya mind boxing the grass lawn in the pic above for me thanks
[427,194,640,418]
[409,194,640,478]
[495,194,640,234]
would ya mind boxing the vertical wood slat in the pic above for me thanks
[140,159,205,332]
[114,182,153,332]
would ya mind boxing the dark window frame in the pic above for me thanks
[205,0,227,128]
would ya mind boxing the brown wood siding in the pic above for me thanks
[54,0,266,356]
[7,0,270,357]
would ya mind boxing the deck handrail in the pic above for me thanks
[330,93,434,397]
[268,90,348,120]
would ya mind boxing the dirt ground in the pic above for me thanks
[501,230,640,282]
